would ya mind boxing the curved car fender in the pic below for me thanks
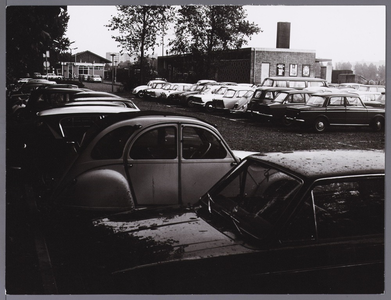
[58,169,135,212]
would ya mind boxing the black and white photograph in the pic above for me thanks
[3,1,388,298]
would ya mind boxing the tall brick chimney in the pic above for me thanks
[276,22,291,49]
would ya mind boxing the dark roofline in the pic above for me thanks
[73,50,111,63]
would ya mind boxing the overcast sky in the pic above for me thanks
[63,5,386,65]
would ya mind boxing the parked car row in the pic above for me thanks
[132,77,386,133]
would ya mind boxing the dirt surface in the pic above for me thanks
[86,81,385,153]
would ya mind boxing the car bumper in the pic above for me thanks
[285,116,305,123]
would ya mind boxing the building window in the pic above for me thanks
[302,65,310,77]
[79,65,89,75]
[276,63,285,76]
[289,64,298,77]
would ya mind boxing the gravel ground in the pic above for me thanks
[85,81,385,153]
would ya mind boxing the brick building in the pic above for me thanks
[157,22,332,84]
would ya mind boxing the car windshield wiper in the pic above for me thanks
[207,193,214,214]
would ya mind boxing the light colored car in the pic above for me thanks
[186,84,223,108]
[229,89,255,114]
[208,86,255,112]
[50,113,255,213]
[144,82,172,99]
[44,73,63,80]
[160,83,193,101]
[259,76,329,89]
[88,75,102,83]
[132,79,167,98]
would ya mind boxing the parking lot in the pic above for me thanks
[88,81,385,153]
[6,80,385,294]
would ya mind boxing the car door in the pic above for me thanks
[126,125,179,206]
[345,96,369,125]
[325,96,346,125]
[180,125,238,205]
[263,175,385,293]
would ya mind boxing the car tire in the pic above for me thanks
[205,102,215,113]
[314,117,328,132]
[282,117,292,127]
[137,91,145,98]
[371,117,384,132]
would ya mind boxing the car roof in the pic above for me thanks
[38,105,137,116]
[250,150,384,178]
[255,87,293,92]
[264,77,327,82]
[311,92,361,97]
[78,111,218,148]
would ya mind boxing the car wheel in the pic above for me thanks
[314,117,328,132]
[205,102,215,113]
[137,91,145,98]
[282,117,292,127]
[371,117,384,132]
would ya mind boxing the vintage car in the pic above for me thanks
[7,105,140,188]
[132,79,167,98]
[248,88,331,124]
[258,76,329,89]
[246,87,293,117]
[207,86,255,112]
[178,83,215,106]
[186,84,223,108]
[350,91,384,107]
[229,89,256,114]
[49,112,255,213]
[50,150,384,294]
[189,84,236,109]
[73,91,121,99]
[160,83,193,102]
[144,82,172,99]
[12,87,138,121]
[284,92,385,132]
[87,75,103,82]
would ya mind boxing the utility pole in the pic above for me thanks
[111,53,115,92]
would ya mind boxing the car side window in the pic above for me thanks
[182,126,227,159]
[292,94,306,103]
[129,126,177,159]
[346,97,364,107]
[280,177,384,243]
[91,126,136,159]
[313,177,384,239]
[328,97,344,106]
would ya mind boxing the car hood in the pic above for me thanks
[90,208,254,274]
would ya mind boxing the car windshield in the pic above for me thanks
[207,159,301,240]
[273,92,289,103]
[215,87,228,95]
[224,90,237,98]
[306,96,326,107]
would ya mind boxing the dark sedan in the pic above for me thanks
[284,92,385,132]
[249,89,318,124]
[50,150,384,294]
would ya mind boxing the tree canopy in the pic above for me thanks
[106,5,175,83]
[169,6,261,55]
[6,6,70,83]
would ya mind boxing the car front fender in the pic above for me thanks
[57,169,135,212]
